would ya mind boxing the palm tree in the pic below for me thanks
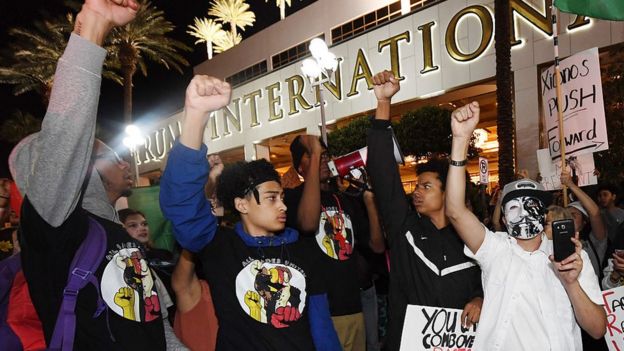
[265,0,291,20]
[108,1,190,124]
[214,31,242,53]
[495,0,514,186]
[208,0,256,38]
[187,17,227,60]
[0,13,122,105]
[0,110,42,143]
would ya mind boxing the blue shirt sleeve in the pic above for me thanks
[308,293,341,351]
[159,141,217,252]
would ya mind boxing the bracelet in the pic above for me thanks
[449,159,467,167]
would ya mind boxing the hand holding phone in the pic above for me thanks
[552,219,576,262]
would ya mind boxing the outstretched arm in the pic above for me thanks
[561,170,606,241]
[171,250,202,314]
[367,71,411,245]
[22,0,138,227]
[294,136,324,234]
[363,191,385,253]
[160,76,231,252]
[445,102,486,254]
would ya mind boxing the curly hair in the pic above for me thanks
[216,159,281,212]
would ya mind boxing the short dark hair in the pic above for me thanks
[416,157,449,191]
[597,182,619,196]
[216,159,281,212]
[118,208,146,224]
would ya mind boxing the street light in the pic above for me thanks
[301,38,338,146]
[123,124,144,187]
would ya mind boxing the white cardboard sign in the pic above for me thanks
[400,305,477,351]
[541,47,608,160]
[537,148,597,190]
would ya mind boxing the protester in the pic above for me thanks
[159,75,340,350]
[445,100,606,350]
[561,169,608,278]
[285,135,384,351]
[6,0,177,349]
[544,205,572,240]
[597,183,624,242]
[118,208,175,268]
[366,70,483,351]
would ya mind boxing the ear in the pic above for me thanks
[234,197,249,214]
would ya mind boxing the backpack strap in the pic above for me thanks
[48,217,107,351]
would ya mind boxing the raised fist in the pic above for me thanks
[271,306,301,328]
[372,70,400,101]
[185,75,232,116]
[451,102,480,139]
[83,0,139,28]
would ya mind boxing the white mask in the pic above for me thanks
[503,196,545,240]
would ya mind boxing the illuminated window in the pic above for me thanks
[271,35,325,70]
[226,61,268,87]
[330,0,441,45]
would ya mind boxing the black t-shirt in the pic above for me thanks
[284,184,364,316]
[20,198,165,350]
[199,226,324,350]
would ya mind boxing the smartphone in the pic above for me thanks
[552,219,576,262]
[615,249,624,257]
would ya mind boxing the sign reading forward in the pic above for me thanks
[541,47,608,160]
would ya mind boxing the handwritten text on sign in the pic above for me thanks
[541,47,608,160]
[400,305,477,351]
[602,286,624,351]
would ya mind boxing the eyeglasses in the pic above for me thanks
[95,150,123,165]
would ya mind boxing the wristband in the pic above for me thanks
[449,159,467,167]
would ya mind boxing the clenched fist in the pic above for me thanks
[185,75,232,117]
[372,70,400,102]
[451,102,480,139]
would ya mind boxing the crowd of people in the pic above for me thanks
[1,0,621,350]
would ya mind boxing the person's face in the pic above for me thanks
[237,181,287,235]
[568,207,585,233]
[598,190,616,208]
[298,150,331,182]
[93,141,133,199]
[411,171,444,217]
[503,196,545,239]
[123,214,150,244]
[544,211,554,240]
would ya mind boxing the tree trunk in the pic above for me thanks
[120,44,138,125]
[495,0,515,186]
[231,22,237,37]
[280,3,285,20]
[207,41,213,60]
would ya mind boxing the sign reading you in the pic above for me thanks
[400,305,477,351]
[541,47,608,160]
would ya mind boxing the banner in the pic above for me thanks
[602,286,624,350]
[400,305,477,351]
[478,157,489,185]
[555,0,624,21]
[127,185,175,251]
[541,47,608,160]
[537,149,598,190]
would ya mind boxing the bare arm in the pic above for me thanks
[171,250,203,313]
[363,191,385,254]
[295,136,323,233]
[445,102,486,254]
[561,170,606,240]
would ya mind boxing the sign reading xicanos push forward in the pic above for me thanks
[541,47,608,160]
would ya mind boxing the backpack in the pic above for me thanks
[0,217,107,351]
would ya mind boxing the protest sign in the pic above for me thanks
[602,286,624,350]
[478,157,489,185]
[400,305,477,351]
[537,148,597,191]
[541,47,608,160]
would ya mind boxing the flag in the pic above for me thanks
[554,0,624,21]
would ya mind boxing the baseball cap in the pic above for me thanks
[501,178,553,209]
[567,201,588,218]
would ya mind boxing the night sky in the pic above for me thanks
[0,0,315,144]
